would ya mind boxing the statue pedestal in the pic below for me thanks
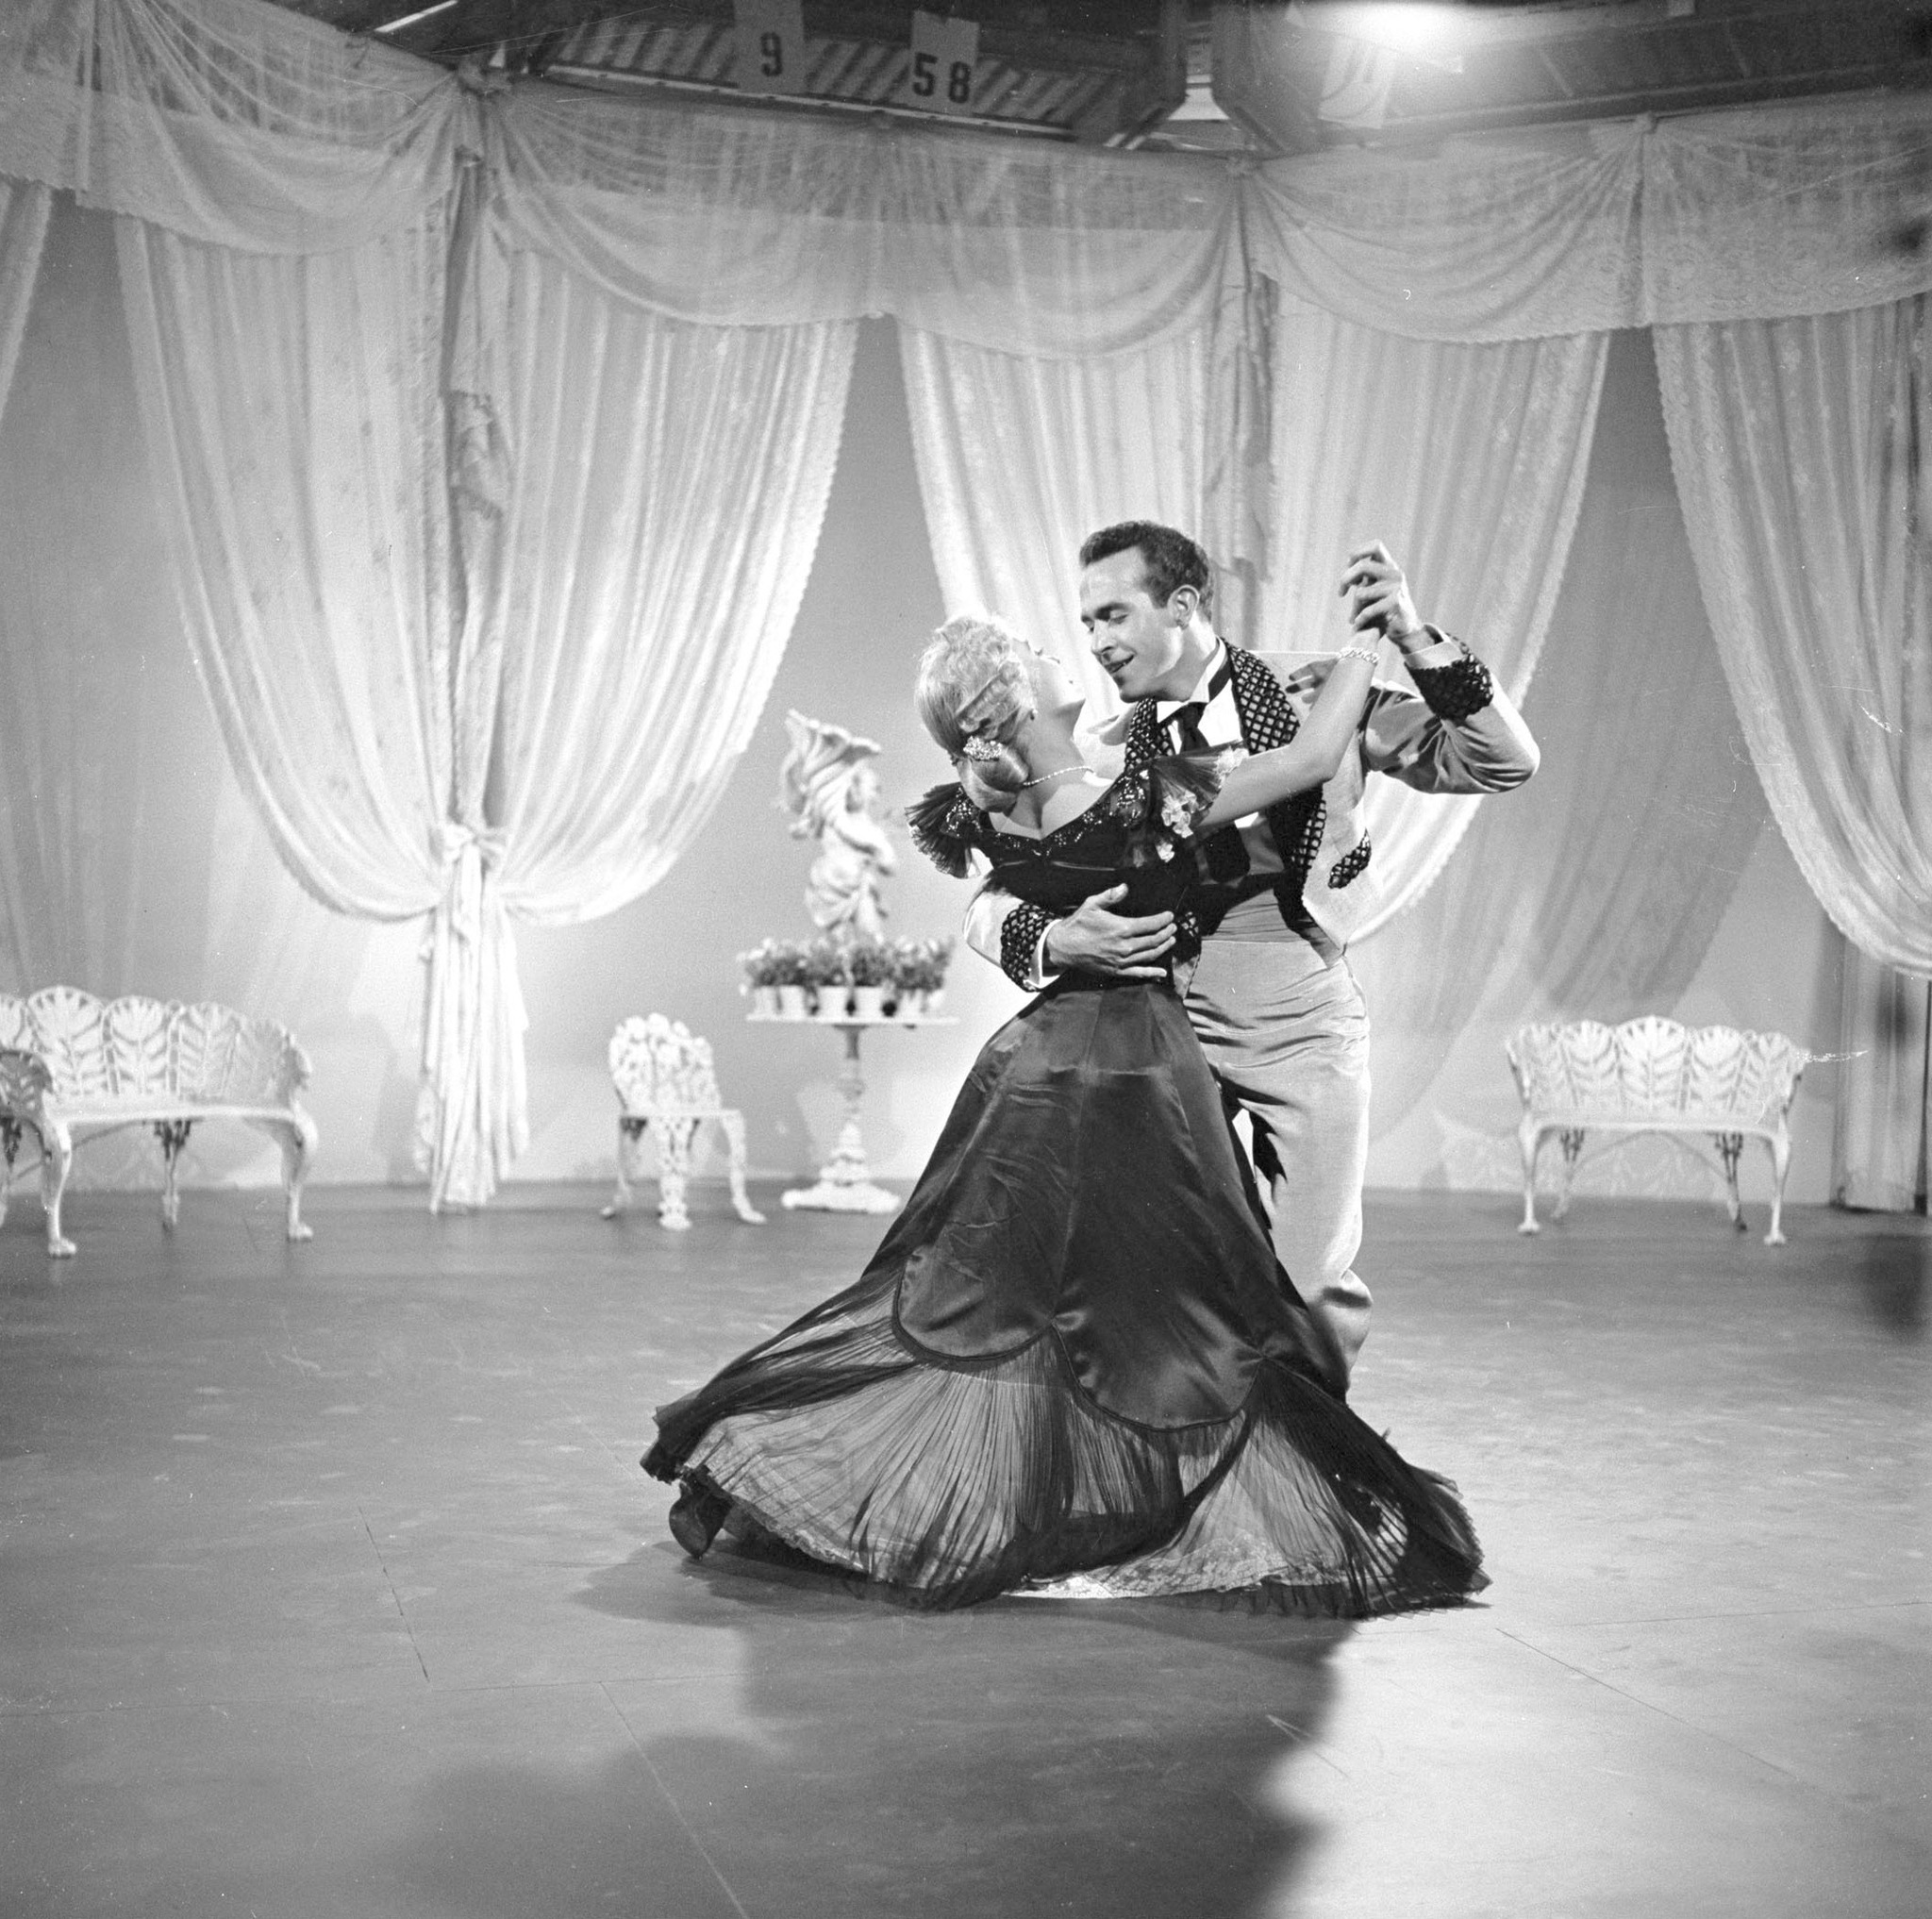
[749,1013,956,1215]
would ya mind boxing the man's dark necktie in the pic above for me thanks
[1166,656,1233,754]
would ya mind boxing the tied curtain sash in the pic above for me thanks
[417,823,525,1204]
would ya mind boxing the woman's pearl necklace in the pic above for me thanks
[1017,763,1097,790]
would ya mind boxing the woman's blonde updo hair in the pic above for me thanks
[914,612,1037,810]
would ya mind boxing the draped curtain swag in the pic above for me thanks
[3,0,1929,1205]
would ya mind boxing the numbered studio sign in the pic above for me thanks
[907,9,978,116]
[733,0,806,97]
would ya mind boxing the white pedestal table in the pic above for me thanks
[749,1010,957,1215]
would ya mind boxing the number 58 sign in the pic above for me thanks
[906,9,979,116]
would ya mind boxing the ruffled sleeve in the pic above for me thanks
[906,782,988,878]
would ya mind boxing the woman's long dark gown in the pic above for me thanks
[643,754,1485,1613]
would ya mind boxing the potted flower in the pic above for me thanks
[739,940,784,1018]
[770,940,811,1019]
[847,936,891,1021]
[887,937,924,1018]
[921,937,954,1016]
[803,937,851,1021]
[893,936,953,1019]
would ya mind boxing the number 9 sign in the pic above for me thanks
[733,0,806,97]
[908,9,979,117]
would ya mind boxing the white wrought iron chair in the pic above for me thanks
[601,1015,765,1231]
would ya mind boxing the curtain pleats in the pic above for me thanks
[1656,303,1932,978]
[114,214,456,922]
[490,263,854,926]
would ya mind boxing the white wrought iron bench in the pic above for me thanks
[1506,1017,1808,1245]
[601,1014,765,1232]
[0,987,318,1258]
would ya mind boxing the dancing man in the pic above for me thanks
[963,524,1540,1375]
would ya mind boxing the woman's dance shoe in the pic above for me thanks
[667,1480,732,1560]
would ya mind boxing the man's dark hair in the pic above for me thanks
[1078,521,1213,612]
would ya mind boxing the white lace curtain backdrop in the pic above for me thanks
[901,310,1607,936]
[1654,304,1932,977]
[1,0,1928,1205]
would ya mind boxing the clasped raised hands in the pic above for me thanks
[1340,541,1424,648]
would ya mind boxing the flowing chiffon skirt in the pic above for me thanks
[644,979,1484,1614]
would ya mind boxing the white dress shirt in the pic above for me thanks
[1154,642,1280,881]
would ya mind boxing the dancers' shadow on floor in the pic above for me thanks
[563,1537,1356,1919]
[367,1536,1356,1919]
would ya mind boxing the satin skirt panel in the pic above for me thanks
[880,980,1343,1427]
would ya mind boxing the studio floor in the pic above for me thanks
[2,1178,1926,1919]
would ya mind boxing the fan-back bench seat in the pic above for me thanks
[0,987,318,1257]
[1506,1016,1808,1245]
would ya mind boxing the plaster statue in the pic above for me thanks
[778,709,897,942]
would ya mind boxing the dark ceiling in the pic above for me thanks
[267,1,1932,153]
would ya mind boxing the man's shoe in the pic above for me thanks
[668,1481,732,1560]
